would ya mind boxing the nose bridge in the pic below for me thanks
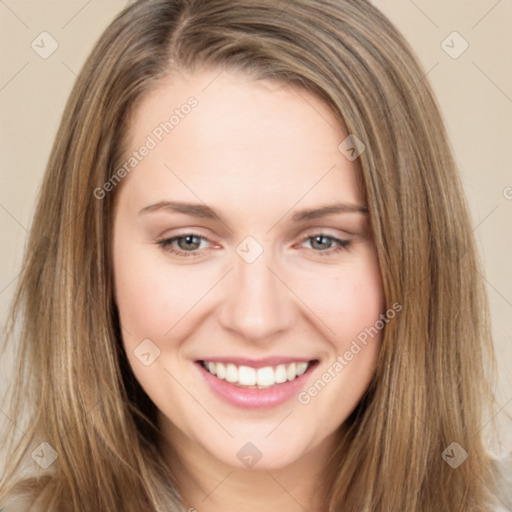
[217,237,294,342]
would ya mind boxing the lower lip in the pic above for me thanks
[196,361,317,409]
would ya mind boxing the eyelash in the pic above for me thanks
[156,232,352,258]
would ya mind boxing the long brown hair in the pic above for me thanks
[0,0,498,510]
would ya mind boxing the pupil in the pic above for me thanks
[313,235,330,250]
[180,235,199,250]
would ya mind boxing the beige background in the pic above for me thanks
[0,0,511,463]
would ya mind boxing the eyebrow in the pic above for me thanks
[138,200,369,222]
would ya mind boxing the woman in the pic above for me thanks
[0,0,509,510]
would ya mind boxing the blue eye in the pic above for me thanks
[157,233,209,257]
[300,234,352,255]
[156,232,352,258]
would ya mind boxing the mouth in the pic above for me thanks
[196,357,319,408]
[199,359,317,389]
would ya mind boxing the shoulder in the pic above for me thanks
[490,453,512,511]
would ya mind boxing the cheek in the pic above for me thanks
[113,252,166,337]
[339,276,384,342]
[112,232,206,341]
[298,257,384,422]
[303,249,385,347]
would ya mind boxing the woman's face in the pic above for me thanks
[112,68,385,470]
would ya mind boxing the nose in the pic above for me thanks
[217,244,296,344]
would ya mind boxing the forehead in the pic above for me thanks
[117,67,363,218]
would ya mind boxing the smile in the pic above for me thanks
[200,360,314,389]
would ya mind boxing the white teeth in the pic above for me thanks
[287,363,296,381]
[256,366,275,386]
[238,366,257,386]
[225,363,238,383]
[202,360,312,388]
[296,362,308,376]
[216,362,226,380]
[274,364,288,383]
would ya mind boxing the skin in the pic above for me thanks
[112,67,384,511]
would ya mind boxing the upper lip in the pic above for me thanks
[197,357,317,368]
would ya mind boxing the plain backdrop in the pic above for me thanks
[1,0,511,468]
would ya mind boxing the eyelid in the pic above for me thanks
[299,227,352,240]
[296,231,352,254]
[156,228,353,258]
[155,227,350,246]
[156,231,213,250]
